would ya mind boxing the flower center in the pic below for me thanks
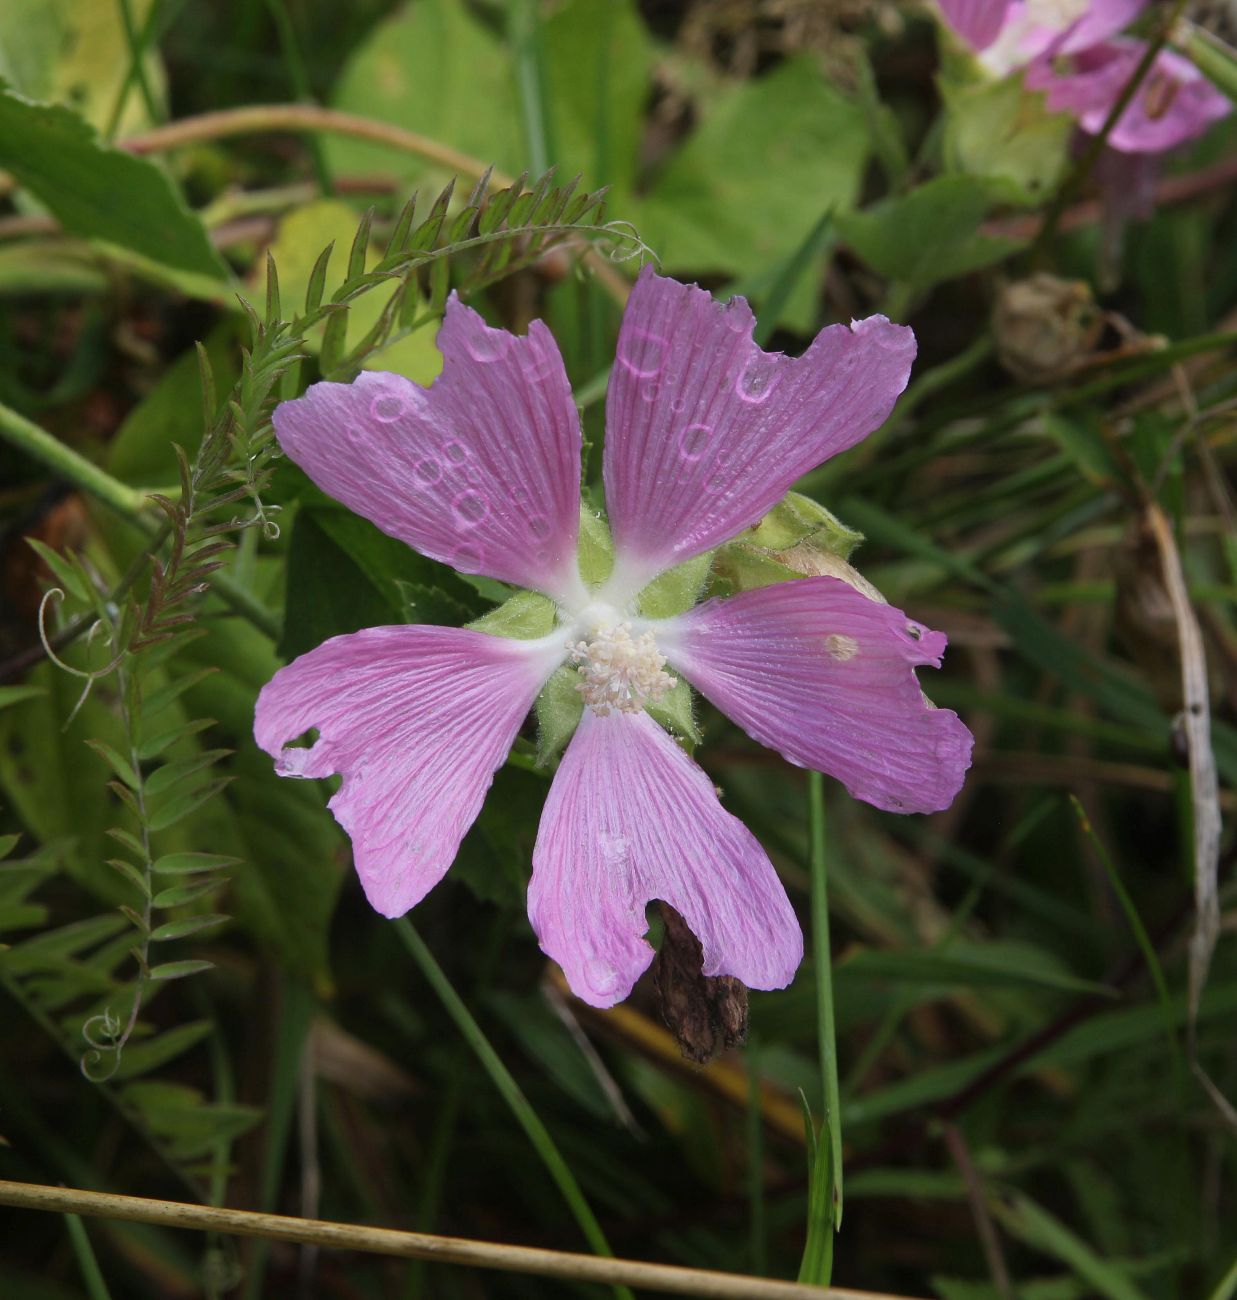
[568,615,676,717]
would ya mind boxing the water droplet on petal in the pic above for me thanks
[640,379,661,405]
[413,456,442,487]
[452,489,489,528]
[462,328,511,363]
[616,326,669,380]
[678,424,713,462]
[444,440,469,466]
[735,356,781,405]
[370,392,406,422]
[583,956,620,997]
[527,514,552,540]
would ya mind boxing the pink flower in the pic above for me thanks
[937,0,1229,154]
[254,269,973,1008]
[1026,40,1231,155]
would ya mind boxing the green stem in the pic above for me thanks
[509,0,555,176]
[64,1213,114,1300]
[1068,796,1184,1089]
[808,771,843,1230]
[393,919,633,1300]
[1031,0,1190,259]
[242,977,315,1300]
[108,0,161,139]
[262,0,334,195]
[0,401,280,643]
[0,401,148,517]
[746,1033,767,1277]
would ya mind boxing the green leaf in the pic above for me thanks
[0,80,226,280]
[841,940,1116,998]
[84,739,138,790]
[146,778,232,833]
[0,0,165,136]
[326,0,519,187]
[110,1019,212,1080]
[942,75,1073,206]
[452,767,544,909]
[149,913,227,942]
[147,959,215,982]
[1041,411,1122,486]
[997,1193,1153,1300]
[797,1094,835,1285]
[637,58,869,329]
[144,749,231,799]
[136,717,215,762]
[2,913,128,969]
[0,685,45,710]
[837,175,1024,291]
[173,619,344,986]
[152,878,222,909]
[152,852,239,875]
[0,664,128,897]
[277,509,407,659]
[259,200,441,383]
[25,536,91,601]
[539,0,652,192]
[1184,24,1237,105]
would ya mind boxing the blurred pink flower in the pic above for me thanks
[254,269,973,1007]
[937,0,1228,155]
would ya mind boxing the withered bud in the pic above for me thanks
[992,273,1102,383]
[772,543,887,604]
[653,903,749,1064]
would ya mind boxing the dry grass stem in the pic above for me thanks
[0,1179,920,1300]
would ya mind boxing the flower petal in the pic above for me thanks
[273,295,585,602]
[255,625,561,916]
[601,269,915,598]
[937,0,1009,51]
[659,577,973,815]
[528,709,803,1009]
[1053,0,1145,54]
[1026,40,1231,154]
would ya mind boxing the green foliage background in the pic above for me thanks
[0,1,1235,1298]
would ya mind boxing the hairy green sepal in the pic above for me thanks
[636,551,714,619]
[467,588,557,639]
[715,492,864,593]
[577,505,615,588]
[535,667,584,765]
[739,492,863,558]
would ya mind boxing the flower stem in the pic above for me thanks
[808,771,843,1231]
[0,400,148,518]
[746,1032,768,1276]
[1031,0,1191,259]
[0,400,280,645]
[393,919,634,1300]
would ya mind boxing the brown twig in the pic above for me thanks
[942,1125,1016,1300]
[0,1179,910,1300]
